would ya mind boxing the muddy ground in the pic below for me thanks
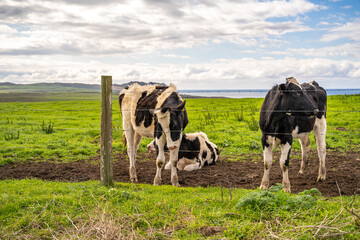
[1,151,359,197]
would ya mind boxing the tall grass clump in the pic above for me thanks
[246,115,259,131]
[234,106,244,122]
[41,120,54,134]
[6,117,13,124]
[203,111,216,126]
[4,130,20,141]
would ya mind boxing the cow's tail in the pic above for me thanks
[118,93,125,111]
[122,132,127,147]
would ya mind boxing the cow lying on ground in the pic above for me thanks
[119,83,188,186]
[147,132,219,171]
[259,77,327,192]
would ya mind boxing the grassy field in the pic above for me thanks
[1,179,359,239]
[0,94,359,165]
[0,82,100,94]
[0,93,359,239]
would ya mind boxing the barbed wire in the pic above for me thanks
[118,89,360,93]
[1,126,358,136]
[1,127,357,155]
[1,109,359,113]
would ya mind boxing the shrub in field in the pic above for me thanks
[235,184,320,213]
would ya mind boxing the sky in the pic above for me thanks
[0,0,359,90]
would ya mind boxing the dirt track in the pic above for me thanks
[1,151,359,197]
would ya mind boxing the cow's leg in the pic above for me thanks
[183,163,200,171]
[260,136,273,190]
[131,132,142,181]
[154,134,166,185]
[280,142,292,193]
[179,158,200,171]
[314,116,327,181]
[169,147,180,186]
[176,158,186,170]
[298,133,310,174]
[125,128,138,182]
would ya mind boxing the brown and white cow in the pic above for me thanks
[147,132,219,171]
[259,77,327,192]
[119,83,188,186]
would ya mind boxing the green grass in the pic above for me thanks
[0,92,102,102]
[0,179,359,239]
[0,94,359,165]
[0,82,100,94]
[0,93,359,239]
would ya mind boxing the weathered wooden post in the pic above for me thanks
[100,75,113,186]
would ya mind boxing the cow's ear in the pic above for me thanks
[278,84,286,94]
[161,107,169,113]
[150,108,161,115]
[176,100,186,112]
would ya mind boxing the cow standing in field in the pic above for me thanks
[147,132,220,171]
[259,77,327,192]
[119,83,188,186]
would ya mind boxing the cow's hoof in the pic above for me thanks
[317,175,326,182]
[283,187,291,193]
[298,170,304,175]
[260,180,269,190]
[172,182,181,187]
[282,182,291,193]
[130,177,138,183]
[153,178,161,186]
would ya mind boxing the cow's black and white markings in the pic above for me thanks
[147,132,219,171]
[119,84,188,186]
[259,77,327,192]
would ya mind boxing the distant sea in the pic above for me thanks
[179,89,360,98]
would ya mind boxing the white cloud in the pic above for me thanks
[321,18,360,42]
[0,0,321,55]
[163,54,190,59]
[0,25,17,35]
[1,56,359,89]
[317,21,329,26]
[0,0,358,90]
[288,43,360,58]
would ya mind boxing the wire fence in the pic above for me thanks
[1,90,359,156]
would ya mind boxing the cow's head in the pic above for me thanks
[147,139,170,153]
[204,141,220,166]
[147,140,157,153]
[278,77,318,117]
[214,146,220,163]
[209,146,220,165]
[151,100,187,150]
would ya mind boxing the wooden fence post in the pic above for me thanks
[100,75,113,186]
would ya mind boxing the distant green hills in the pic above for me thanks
[0,81,164,94]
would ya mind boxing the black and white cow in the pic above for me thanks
[119,83,188,186]
[259,77,327,192]
[147,132,219,171]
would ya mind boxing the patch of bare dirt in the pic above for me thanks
[1,151,359,197]
[197,226,225,237]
